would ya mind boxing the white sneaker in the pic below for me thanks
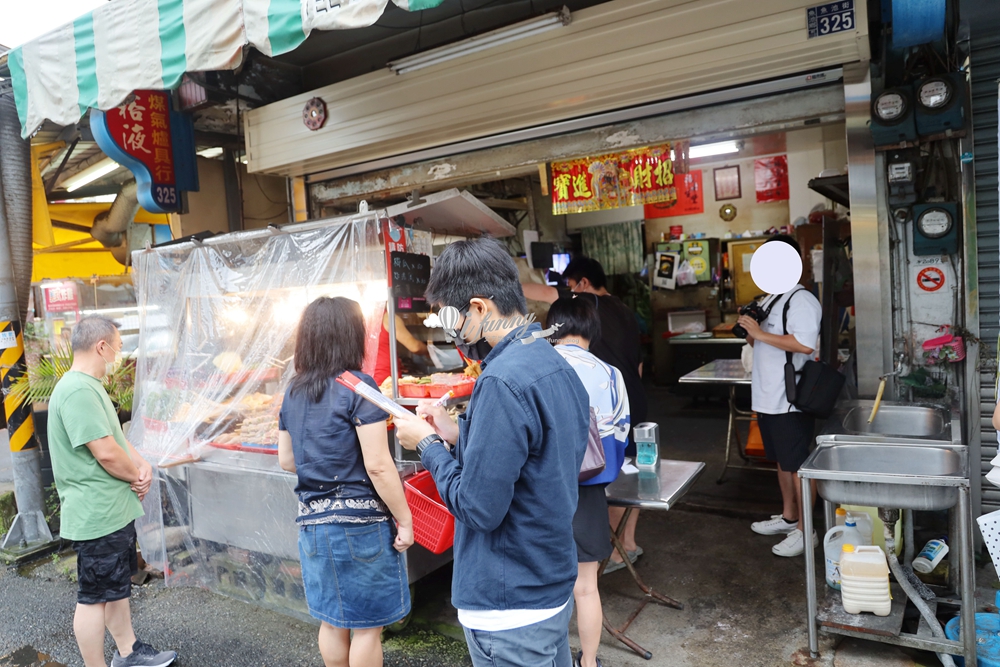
[772,529,818,557]
[751,514,798,536]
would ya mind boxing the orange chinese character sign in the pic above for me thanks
[92,90,178,213]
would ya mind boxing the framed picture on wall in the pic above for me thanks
[714,165,741,201]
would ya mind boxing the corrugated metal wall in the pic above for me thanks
[972,32,1000,513]
[245,0,870,178]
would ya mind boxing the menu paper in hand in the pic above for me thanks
[335,371,412,420]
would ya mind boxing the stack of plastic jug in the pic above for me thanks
[840,544,892,616]
[824,514,867,590]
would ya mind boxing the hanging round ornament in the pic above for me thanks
[303,98,327,131]
[719,203,738,222]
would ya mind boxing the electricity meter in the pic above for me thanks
[916,208,952,238]
[917,78,952,110]
[870,87,917,147]
[911,203,959,256]
[915,73,965,137]
[874,91,908,121]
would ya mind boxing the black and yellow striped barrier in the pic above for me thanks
[0,320,36,452]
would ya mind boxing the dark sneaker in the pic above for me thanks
[111,641,177,667]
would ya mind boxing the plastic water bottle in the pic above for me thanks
[840,544,892,616]
[912,538,949,574]
[824,518,865,590]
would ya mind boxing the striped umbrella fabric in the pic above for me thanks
[7,0,444,139]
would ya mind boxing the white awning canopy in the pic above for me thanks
[1,0,444,139]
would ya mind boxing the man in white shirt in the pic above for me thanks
[736,236,823,557]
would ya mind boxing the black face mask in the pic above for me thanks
[455,338,493,362]
[451,307,493,362]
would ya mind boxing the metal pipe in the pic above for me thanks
[958,487,978,667]
[0,95,32,324]
[802,474,819,657]
[0,92,53,552]
[882,512,957,667]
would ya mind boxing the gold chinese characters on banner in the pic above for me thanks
[550,143,688,215]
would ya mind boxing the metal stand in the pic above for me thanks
[599,507,682,660]
[801,478,978,666]
[718,385,773,483]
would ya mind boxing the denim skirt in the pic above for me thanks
[298,521,411,629]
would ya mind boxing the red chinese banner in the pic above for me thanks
[551,143,689,215]
[550,154,622,215]
[620,145,677,207]
[644,170,704,218]
[754,155,789,203]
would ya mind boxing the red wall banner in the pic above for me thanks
[644,170,704,218]
[754,155,789,203]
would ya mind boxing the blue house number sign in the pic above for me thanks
[807,1,855,39]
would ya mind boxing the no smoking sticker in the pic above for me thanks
[917,267,945,292]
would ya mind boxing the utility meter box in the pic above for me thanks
[911,203,960,256]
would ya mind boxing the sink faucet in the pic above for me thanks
[868,357,906,424]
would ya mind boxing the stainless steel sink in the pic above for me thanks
[798,440,968,511]
[821,399,960,445]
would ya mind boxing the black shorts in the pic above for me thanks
[72,521,138,605]
[757,412,816,473]
[573,485,613,563]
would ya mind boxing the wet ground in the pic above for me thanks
[1,386,991,666]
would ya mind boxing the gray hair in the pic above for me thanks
[71,316,120,352]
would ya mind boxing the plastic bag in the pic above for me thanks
[741,343,754,374]
[676,260,698,287]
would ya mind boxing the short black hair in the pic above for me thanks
[765,234,802,256]
[291,297,367,402]
[425,237,527,316]
[563,257,607,289]
[546,295,601,343]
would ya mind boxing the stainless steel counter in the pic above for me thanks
[677,358,751,385]
[604,460,705,509]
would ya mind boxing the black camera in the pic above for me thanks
[732,301,767,339]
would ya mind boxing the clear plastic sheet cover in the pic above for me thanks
[130,215,387,617]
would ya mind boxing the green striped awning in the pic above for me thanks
[6,0,444,139]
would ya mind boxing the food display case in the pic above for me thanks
[130,193,514,620]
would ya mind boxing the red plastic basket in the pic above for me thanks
[403,470,455,554]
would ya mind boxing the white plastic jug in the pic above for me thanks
[846,511,873,546]
[841,505,902,555]
[824,519,865,590]
[840,544,892,617]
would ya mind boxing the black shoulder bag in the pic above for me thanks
[782,289,845,419]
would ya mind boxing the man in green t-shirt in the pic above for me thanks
[48,316,176,667]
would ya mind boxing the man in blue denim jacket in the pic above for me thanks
[396,238,590,667]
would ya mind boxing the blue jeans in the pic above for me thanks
[462,600,574,667]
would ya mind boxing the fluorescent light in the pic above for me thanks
[64,157,120,192]
[388,7,571,75]
[198,147,224,159]
[689,141,741,159]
